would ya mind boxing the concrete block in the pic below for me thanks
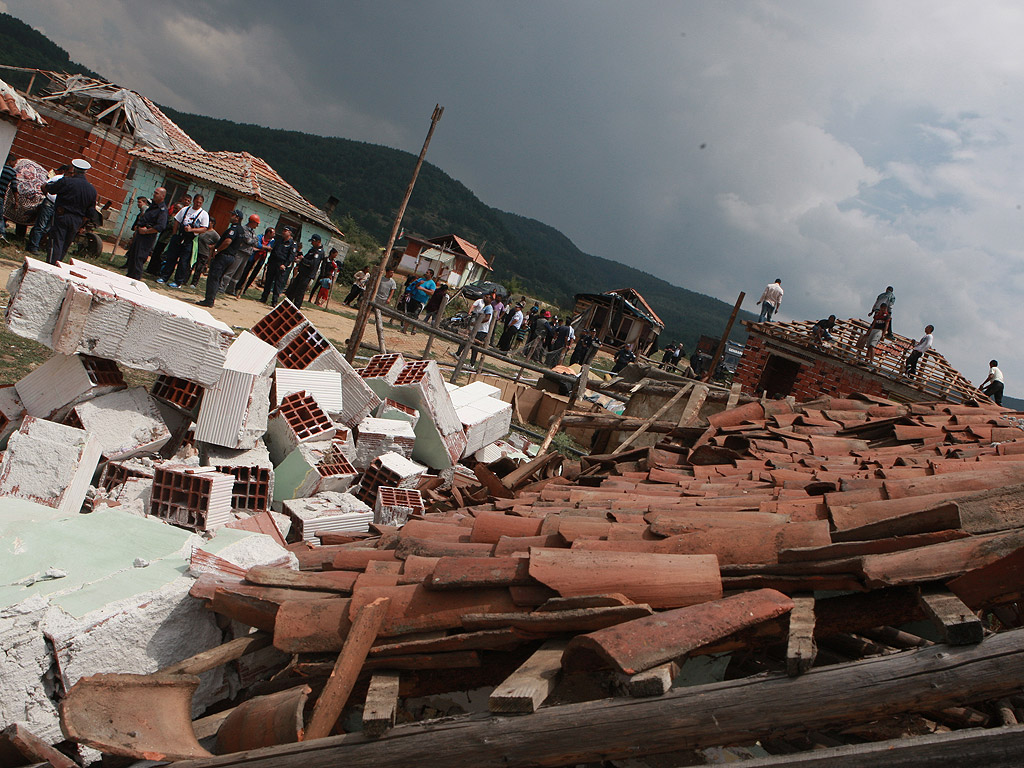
[66,386,172,460]
[249,299,309,350]
[275,368,343,418]
[149,465,235,531]
[264,391,336,465]
[457,396,513,458]
[201,442,275,513]
[282,492,373,543]
[195,332,277,449]
[273,439,358,504]
[374,486,426,526]
[15,353,125,420]
[355,450,426,506]
[449,380,502,409]
[374,398,419,428]
[360,353,407,398]
[0,384,26,449]
[151,374,204,415]
[0,417,101,515]
[354,416,417,469]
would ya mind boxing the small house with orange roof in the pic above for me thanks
[396,233,491,289]
[573,287,665,354]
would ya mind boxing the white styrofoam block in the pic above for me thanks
[69,387,172,460]
[458,396,513,458]
[195,332,277,449]
[0,417,101,515]
[275,368,343,417]
[448,381,502,409]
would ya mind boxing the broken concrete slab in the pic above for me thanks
[282,492,374,542]
[0,416,101,515]
[375,397,419,428]
[6,258,234,386]
[67,386,171,460]
[354,416,417,469]
[15,353,125,420]
[382,360,468,469]
[272,440,358,504]
[195,331,277,450]
[0,384,26,449]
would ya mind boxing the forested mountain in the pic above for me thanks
[0,11,754,352]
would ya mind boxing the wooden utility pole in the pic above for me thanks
[703,291,744,383]
[345,105,444,362]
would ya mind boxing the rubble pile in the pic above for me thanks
[0,259,516,762]
[31,377,1024,766]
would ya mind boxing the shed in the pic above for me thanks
[573,288,665,354]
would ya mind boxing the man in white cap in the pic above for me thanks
[44,158,97,265]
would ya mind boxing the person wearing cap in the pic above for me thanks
[498,302,525,351]
[197,209,244,307]
[124,187,168,280]
[222,213,260,296]
[162,194,210,286]
[525,310,553,362]
[149,193,190,275]
[261,225,299,305]
[44,158,97,265]
[285,233,325,308]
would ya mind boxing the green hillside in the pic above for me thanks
[0,10,754,352]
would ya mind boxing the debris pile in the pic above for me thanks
[28,363,1024,765]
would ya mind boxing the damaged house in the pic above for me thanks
[573,287,665,354]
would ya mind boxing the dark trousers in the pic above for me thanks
[285,268,314,309]
[458,330,488,365]
[906,350,923,377]
[204,253,234,305]
[343,284,364,306]
[984,380,1004,405]
[498,325,519,351]
[238,255,264,293]
[27,200,55,252]
[147,237,170,274]
[260,261,289,304]
[126,232,159,280]
[48,212,81,265]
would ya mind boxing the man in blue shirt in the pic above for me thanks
[400,268,436,332]
[45,158,97,265]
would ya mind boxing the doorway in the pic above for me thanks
[757,354,802,399]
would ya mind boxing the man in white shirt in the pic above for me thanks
[498,302,525,351]
[981,360,1004,405]
[163,194,211,287]
[905,325,934,378]
[457,292,494,367]
[757,279,784,322]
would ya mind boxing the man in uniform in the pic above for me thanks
[285,233,325,308]
[125,187,168,280]
[261,226,299,305]
[45,158,97,265]
[197,209,245,308]
[223,213,260,296]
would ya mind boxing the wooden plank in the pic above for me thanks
[917,587,984,645]
[305,597,390,741]
[245,566,358,593]
[611,383,692,455]
[489,639,567,713]
[362,672,401,739]
[725,381,742,410]
[168,629,1024,768]
[159,633,271,676]
[786,596,817,677]
[614,662,677,698]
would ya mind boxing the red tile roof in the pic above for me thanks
[130,148,341,235]
[0,76,44,125]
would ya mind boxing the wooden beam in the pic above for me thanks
[488,639,567,714]
[158,633,272,677]
[678,383,709,427]
[362,671,401,739]
[171,630,1024,768]
[304,597,390,740]
[917,586,984,645]
[786,596,817,677]
[703,291,744,383]
[720,725,1024,767]
[725,380,742,410]
[614,662,677,698]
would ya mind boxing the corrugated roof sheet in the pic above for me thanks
[130,148,341,235]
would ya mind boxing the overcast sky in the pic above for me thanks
[6,0,1024,395]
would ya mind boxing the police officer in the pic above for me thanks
[125,187,168,280]
[285,233,325,309]
[197,209,245,308]
[45,158,97,265]
[260,226,299,305]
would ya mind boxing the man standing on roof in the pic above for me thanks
[261,225,299,305]
[197,209,244,308]
[905,325,934,378]
[285,233,325,308]
[757,278,783,323]
[980,360,1004,405]
[871,286,896,338]
[45,158,97,265]
[125,187,168,280]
